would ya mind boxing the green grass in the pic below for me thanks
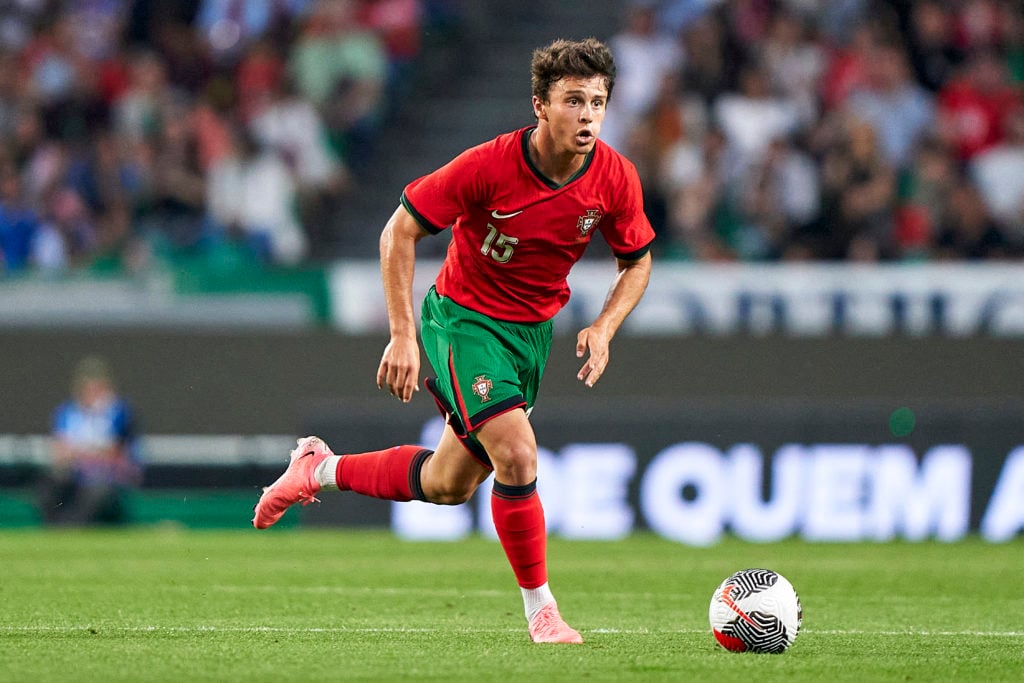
[0,529,1021,681]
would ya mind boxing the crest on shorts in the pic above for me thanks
[471,375,493,403]
[577,209,603,238]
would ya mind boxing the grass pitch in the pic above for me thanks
[0,528,1021,681]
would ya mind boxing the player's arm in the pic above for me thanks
[377,205,430,402]
[575,251,652,387]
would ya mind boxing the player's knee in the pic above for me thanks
[489,442,537,485]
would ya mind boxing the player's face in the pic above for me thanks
[533,75,608,155]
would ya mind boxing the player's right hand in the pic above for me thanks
[376,335,420,402]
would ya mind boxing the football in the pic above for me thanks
[708,568,802,653]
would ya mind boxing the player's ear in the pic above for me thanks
[531,95,546,120]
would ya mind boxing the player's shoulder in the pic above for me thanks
[592,138,640,177]
[588,139,643,195]
[463,128,526,161]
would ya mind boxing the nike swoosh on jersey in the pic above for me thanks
[491,209,524,219]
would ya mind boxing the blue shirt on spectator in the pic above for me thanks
[53,396,139,485]
[0,202,40,273]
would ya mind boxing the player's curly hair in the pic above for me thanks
[531,38,616,104]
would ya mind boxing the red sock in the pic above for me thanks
[491,480,548,589]
[336,445,431,501]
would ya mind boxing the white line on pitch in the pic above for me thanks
[2,626,1022,637]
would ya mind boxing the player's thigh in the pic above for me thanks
[419,423,492,504]
[474,409,538,485]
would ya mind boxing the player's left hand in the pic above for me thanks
[575,325,610,388]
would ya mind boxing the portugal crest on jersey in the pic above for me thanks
[472,375,493,402]
[577,209,603,239]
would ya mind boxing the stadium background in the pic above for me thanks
[0,0,1023,544]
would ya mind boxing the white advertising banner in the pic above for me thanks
[329,261,1024,336]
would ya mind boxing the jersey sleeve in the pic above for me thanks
[601,160,655,261]
[401,146,486,234]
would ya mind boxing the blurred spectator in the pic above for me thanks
[819,20,876,112]
[713,61,801,179]
[951,0,1005,52]
[250,74,350,252]
[895,136,958,258]
[0,160,40,273]
[904,0,964,93]
[935,48,1022,161]
[603,2,684,153]
[735,135,820,260]
[677,10,737,106]
[196,0,308,67]
[359,0,423,113]
[1005,3,1024,84]
[63,130,145,266]
[759,7,825,129]
[0,0,49,53]
[113,48,176,143]
[235,37,285,123]
[932,179,1013,260]
[661,126,737,261]
[844,40,935,170]
[21,12,90,107]
[37,355,141,526]
[135,102,212,259]
[0,50,23,137]
[65,0,130,63]
[289,0,388,174]
[814,116,897,260]
[30,185,97,272]
[206,124,307,265]
[971,106,1024,239]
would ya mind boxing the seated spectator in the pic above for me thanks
[895,136,958,257]
[713,61,802,180]
[37,356,142,526]
[735,135,821,260]
[602,2,684,154]
[30,185,97,273]
[814,116,897,260]
[63,129,145,268]
[905,0,964,93]
[289,0,388,174]
[844,41,935,170]
[936,48,1022,162]
[206,124,307,265]
[0,161,40,273]
[135,103,211,260]
[196,0,307,67]
[820,20,877,112]
[971,106,1024,239]
[932,179,1015,260]
[250,74,350,253]
[759,7,826,130]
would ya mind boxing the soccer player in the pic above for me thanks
[253,37,654,644]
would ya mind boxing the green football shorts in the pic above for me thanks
[420,286,552,467]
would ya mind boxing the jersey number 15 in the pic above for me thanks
[481,224,519,263]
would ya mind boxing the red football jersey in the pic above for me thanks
[402,127,654,323]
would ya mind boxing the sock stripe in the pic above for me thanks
[492,479,537,500]
[408,449,432,502]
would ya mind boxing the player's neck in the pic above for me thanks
[527,127,586,186]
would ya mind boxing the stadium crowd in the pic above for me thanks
[0,0,449,274]
[0,0,1022,275]
[610,0,1024,261]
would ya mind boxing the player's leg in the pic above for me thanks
[325,420,491,503]
[475,409,583,644]
[252,424,490,529]
[416,424,492,504]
